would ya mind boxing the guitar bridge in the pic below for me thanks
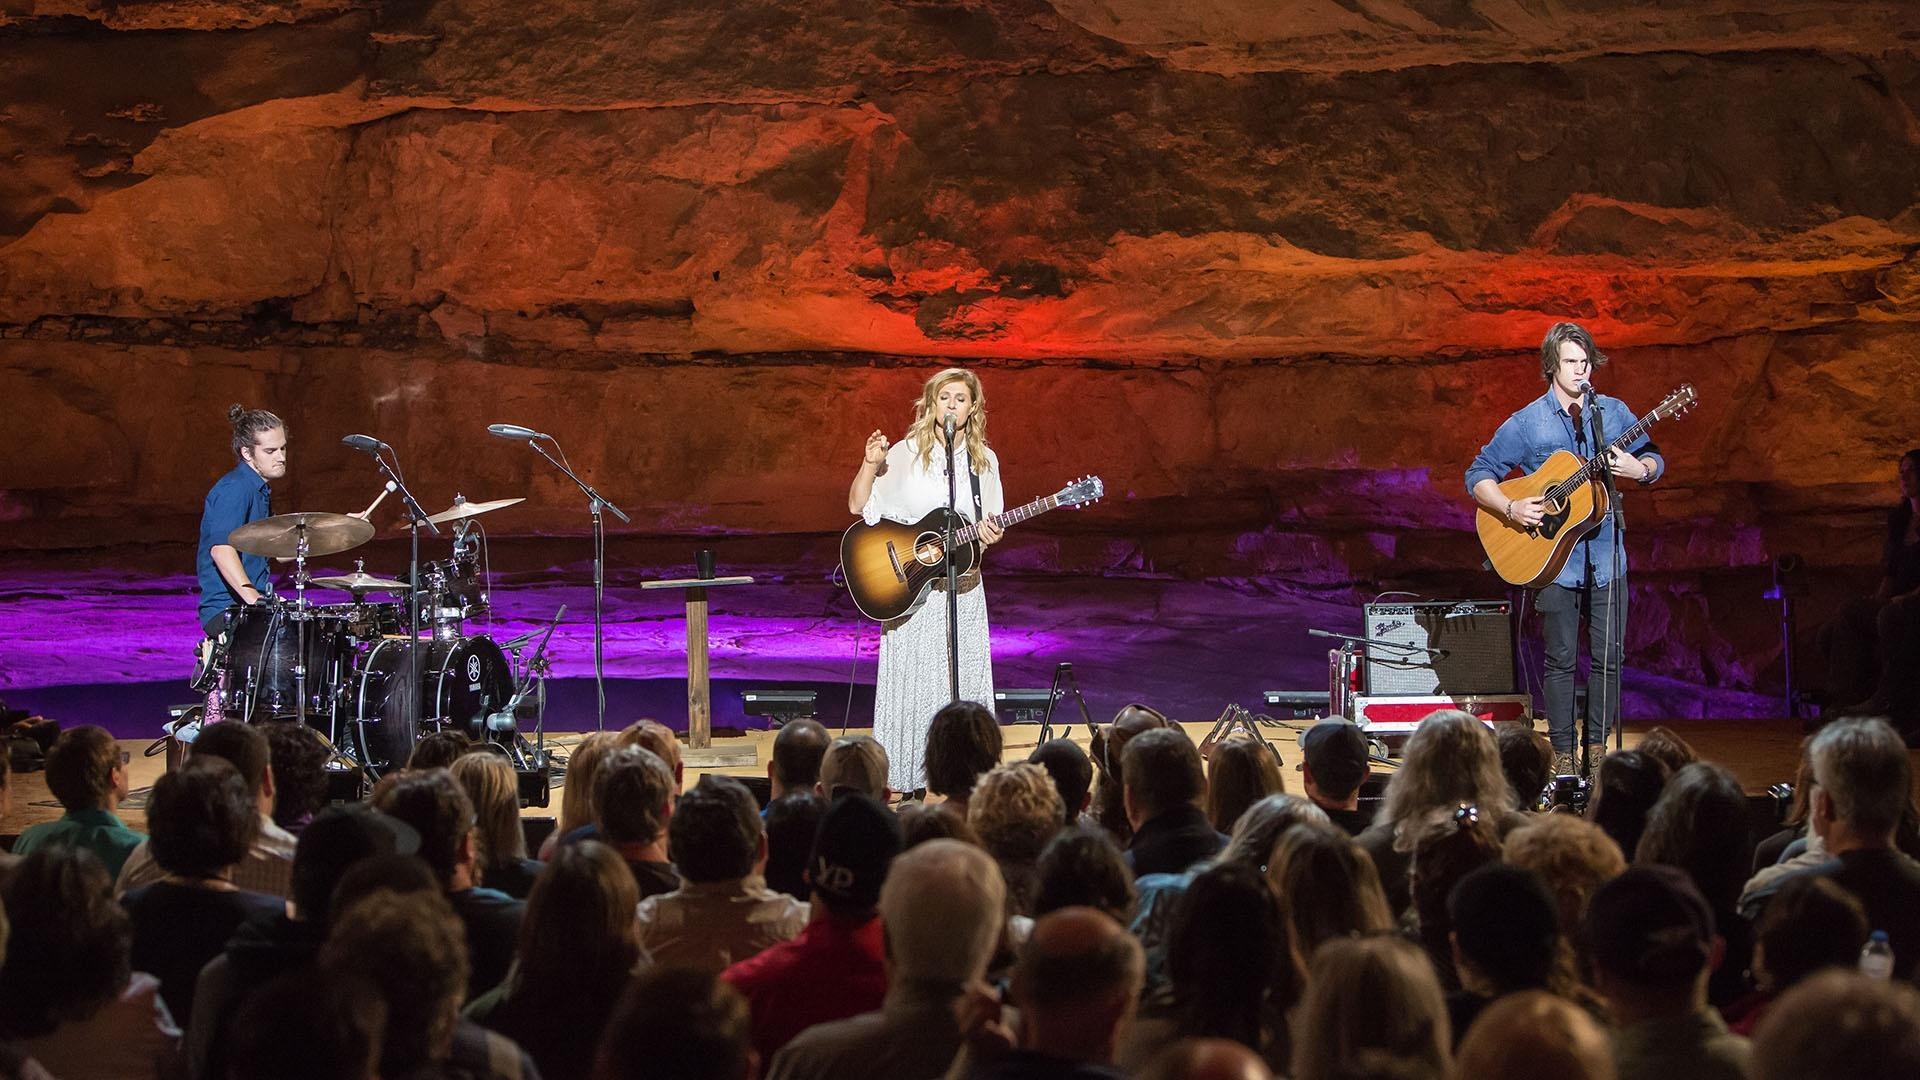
[885,541,906,583]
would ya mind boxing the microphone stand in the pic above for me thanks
[943,416,962,703]
[366,450,438,744]
[523,437,630,731]
[1582,386,1625,777]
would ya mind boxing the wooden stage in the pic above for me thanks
[2,716,1830,841]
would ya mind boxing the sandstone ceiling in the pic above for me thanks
[2,1,1917,702]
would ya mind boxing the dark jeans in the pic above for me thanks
[1818,593,1920,734]
[1536,581,1627,753]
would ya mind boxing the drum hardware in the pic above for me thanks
[343,436,440,741]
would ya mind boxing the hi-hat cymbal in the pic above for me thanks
[228,513,375,559]
[310,571,411,592]
[423,496,524,526]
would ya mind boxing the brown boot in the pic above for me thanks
[1584,745,1607,779]
[1552,751,1575,777]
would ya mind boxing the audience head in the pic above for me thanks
[1268,825,1394,954]
[556,731,620,835]
[1502,813,1626,936]
[372,767,476,888]
[1751,970,1920,1080]
[669,774,764,884]
[148,755,260,878]
[896,801,980,848]
[1379,711,1511,845]
[1030,737,1095,817]
[225,969,386,1080]
[405,729,472,771]
[0,737,11,819]
[878,839,1006,983]
[320,888,468,1076]
[925,701,1002,802]
[1091,703,1173,839]
[1448,863,1562,996]
[968,761,1066,884]
[1408,806,1502,958]
[1752,874,1868,994]
[769,718,830,796]
[329,853,439,918]
[1033,825,1138,924]
[1495,722,1555,811]
[1583,865,1716,1004]
[1808,716,1912,847]
[449,750,526,870]
[1450,990,1614,1080]
[1139,1039,1277,1080]
[1122,727,1206,829]
[1292,935,1450,1080]
[191,719,273,807]
[807,792,903,918]
[44,724,126,812]
[1588,749,1669,859]
[260,720,331,829]
[618,718,684,784]
[1204,737,1285,833]
[1635,725,1698,776]
[1300,720,1371,804]
[1166,862,1304,1052]
[292,803,421,928]
[1010,907,1146,1060]
[1634,761,1753,912]
[518,839,641,994]
[595,967,754,1080]
[819,734,890,801]
[1217,793,1333,873]
[595,745,676,847]
[0,848,131,1039]
[762,790,827,899]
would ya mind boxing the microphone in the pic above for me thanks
[488,423,547,441]
[341,433,388,454]
[943,413,957,441]
[1576,381,1594,397]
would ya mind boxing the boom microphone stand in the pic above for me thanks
[343,436,439,740]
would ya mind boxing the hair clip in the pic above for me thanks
[1452,803,1480,829]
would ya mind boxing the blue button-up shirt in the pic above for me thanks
[1466,391,1664,589]
[197,461,273,629]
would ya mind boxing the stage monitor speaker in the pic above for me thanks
[1363,600,1515,697]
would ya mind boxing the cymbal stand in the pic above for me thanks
[524,437,629,732]
[292,523,311,724]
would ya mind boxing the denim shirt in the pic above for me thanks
[197,461,272,628]
[1466,391,1664,589]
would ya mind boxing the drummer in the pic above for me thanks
[197,404,288,635]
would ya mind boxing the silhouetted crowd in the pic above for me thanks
[4,702,1920,1080]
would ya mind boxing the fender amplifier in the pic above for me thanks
[1363,600,1515,697]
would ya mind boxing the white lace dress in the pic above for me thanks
[861,437,1004,792]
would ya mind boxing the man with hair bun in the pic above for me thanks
[197,403,287,633]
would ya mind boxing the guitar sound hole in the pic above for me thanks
[913,533,945,566]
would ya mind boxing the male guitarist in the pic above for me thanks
[1467,322,1666,775]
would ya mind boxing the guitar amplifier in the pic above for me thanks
[1363,600,1515,697]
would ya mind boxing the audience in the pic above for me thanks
[10,725,144,879]
[925,701,1003,813]
[1296,720,1373,836]
[768,719,831,803]
[1267,824,1395,957]
[1407,806,1503,990]
[372,768,526,1001]
[1633,761,1756,1005]
[596,968,755,1080]
[406,729,474,771]
[1449,991,1614,1080]
[466,839,640,1080]
[762,790,827,899]
[1358,710,1517,914]
[970,907,1145,1080]
[724,793,902,1062]
[1584,866,1749,1080]
[0,848,177,1080]
[0,746,17,881]
[118,721,296,898]
[1446,863,1589,1042]
[1495,722,1556,812]
[1635,726,1699,777]
[818,734,891,802]
[222,968,384,1080]
[449,751,543,899]
[540,730,617,859]
[1588,750,1670,860]
[1215,794,1333,873]
[121,756,283,1027]
[258,720,332,834]
[1033,826,1138,924]
[636,774,808,973]
[1502,814,1626,944]
[1752,738,1815,872]
[768,839,1006,1080]
[1089,704,1174,845]
[1292,935,1451,1080]
[1203,737,1285,835]
[1138,1038,1276,1080]
[897,801,981,848]
[969,761,1067,914]
[1123,728,1228,877]
[1723,874,1867,1036]
[594,745,681,897]
[1030,737,1096,826]
[1750,969,1920,1080]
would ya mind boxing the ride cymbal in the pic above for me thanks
[423,496,524,526]
[227,513,375,559]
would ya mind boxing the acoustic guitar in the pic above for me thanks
[841,475,1105,622]
[1476,385,1697,587]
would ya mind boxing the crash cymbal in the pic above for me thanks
[423,495,524,526]
[310,571,411,592]
[228,513,375,559]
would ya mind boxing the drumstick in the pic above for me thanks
[360,487,392,518]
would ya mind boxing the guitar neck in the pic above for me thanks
[954,493,1058,543]
[1555,406,1667,498]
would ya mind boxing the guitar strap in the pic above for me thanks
[969,456,983,522]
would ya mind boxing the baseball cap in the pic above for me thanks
[1301,721,1370,796]
[807,793,904,911]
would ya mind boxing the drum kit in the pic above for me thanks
[194,494,555,779]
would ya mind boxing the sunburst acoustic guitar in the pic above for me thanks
[1477,385,1698,588]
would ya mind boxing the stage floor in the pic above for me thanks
[2,716,1832,840]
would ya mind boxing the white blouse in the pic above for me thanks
[862,437,1004,527]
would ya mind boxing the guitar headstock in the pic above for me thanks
[1652,384,1698,421]
[1055,475,1105,509]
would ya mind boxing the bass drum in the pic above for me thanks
[351,636,515,772]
